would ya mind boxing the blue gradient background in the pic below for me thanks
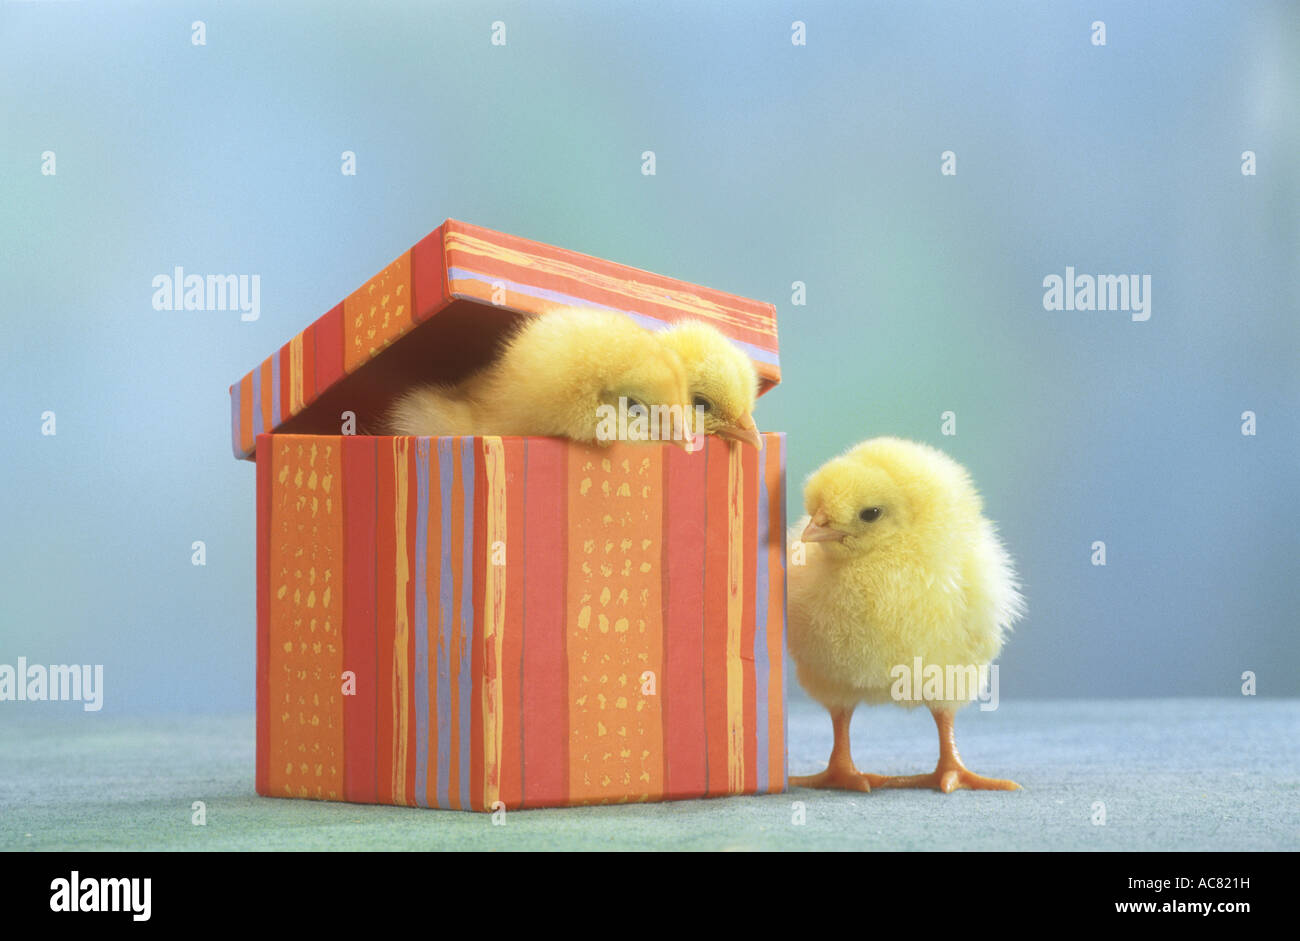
[2,1,1296,714]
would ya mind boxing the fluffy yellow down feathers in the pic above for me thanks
[788,437,1025,793]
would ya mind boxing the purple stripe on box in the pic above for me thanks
[413,437,430,807]
[230,386,241,459]
[435,437,454,808]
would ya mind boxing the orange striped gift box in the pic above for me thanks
[255,433,787,809]
[235,219,786,809]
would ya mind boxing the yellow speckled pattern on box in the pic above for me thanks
[565,452,666,804]
[343,251,412,374]
[266,438,345,800]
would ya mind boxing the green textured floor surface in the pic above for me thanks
[3,698,1296,851]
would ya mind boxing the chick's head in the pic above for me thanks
[659,320,761,448]
[496,308,692,446]
[800,437,982,560]
[597,343,694,445]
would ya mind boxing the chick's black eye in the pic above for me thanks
[859,507,882,523]
[627,398,647,417]
[693,395,713,413]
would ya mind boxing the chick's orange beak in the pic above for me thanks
[714,412,762,449]
[800,510,845,543]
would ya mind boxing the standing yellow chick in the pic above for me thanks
[658,320,762,448]
[386,308,692,446]
[788,437,1025,793]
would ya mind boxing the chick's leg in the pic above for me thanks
[790,706,874,792]
[871,708,1020,794]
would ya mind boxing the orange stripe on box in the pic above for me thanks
[239,375,254,457]
[499,438,526,809]
[405,441,420,806]
[259,359,274,435]
[266,436,345,800]
[630,446,668,802]
[255,434,272,795]
[480,437,508,811]
[702,440,732,796]
[764,435,787,788]
[741,441,760,793]
[374,438,397,806]
[389,437,413,807]
[725,443,746,793]
[565,444,667,805]
[289,333,306,414]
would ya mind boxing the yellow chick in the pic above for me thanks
[386,307,693,446]
[788,437,1025,793]
[658,320,761,448]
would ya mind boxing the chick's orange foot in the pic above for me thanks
[789,763,877,792]
[869,708,1021,794]
[789,706,881,792]
[870,765,1021,794]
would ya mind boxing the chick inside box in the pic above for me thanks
[229,220,788,811]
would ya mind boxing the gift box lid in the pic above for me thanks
[229,219,781,460]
